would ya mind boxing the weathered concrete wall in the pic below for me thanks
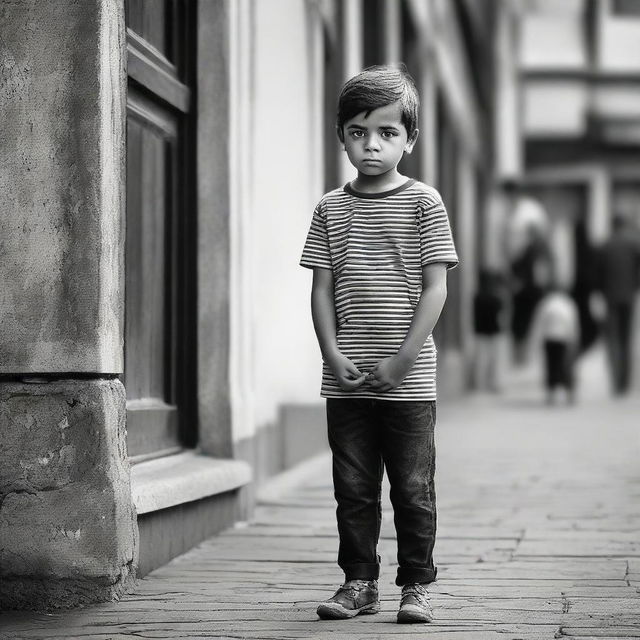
[0,0,125,373]
[0,0,134,610]
[0,379,136,609]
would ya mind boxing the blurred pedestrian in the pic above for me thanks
[300,65,458,625]
[530,282,581,405]
[595,215,640,395]
[510,222,554,364]
[572,221,600,353]
[472,268,506,392]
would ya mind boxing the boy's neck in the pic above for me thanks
[350,170,408,194]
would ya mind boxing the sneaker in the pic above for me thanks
[397,582,433,623]
[316,579,380,619]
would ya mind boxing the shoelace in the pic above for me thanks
[401,583,431,607]
[334,580,375,600]
[339,580,373,594]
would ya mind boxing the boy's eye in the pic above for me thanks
[381,131,397,138]
[351,130,365,138]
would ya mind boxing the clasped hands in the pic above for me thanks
[326,351,414,393]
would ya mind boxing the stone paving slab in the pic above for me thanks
[2,350,640,639]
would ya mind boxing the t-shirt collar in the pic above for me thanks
[344,178,416,199]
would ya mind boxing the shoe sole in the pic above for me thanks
[317,601,380,620]
[397,606,433,624]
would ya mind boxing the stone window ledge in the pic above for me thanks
[130,451,252,515]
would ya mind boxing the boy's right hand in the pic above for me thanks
[326,352,366,390]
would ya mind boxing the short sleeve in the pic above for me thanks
[417,191,459,269]
[300,202,332,270]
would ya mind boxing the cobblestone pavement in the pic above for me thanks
[2,347,640,639]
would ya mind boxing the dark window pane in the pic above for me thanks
[398,2,422,180]
[125,108,181,458]
[125,117,172,402]
[125,0,173,60]
[362,0,384,68]
[612,0,640,16]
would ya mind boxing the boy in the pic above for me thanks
[300,65,458,624]
[530,282,580,404]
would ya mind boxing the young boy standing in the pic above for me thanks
[300,65,458,624]
[530,283,581,404]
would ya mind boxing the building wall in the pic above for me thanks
[0,0,135,609]
[0,0,124,373]
[250,0,325,434]
[225,1,328,481]
[598,2,640,71]
[518,0,640,383]
[521,0,640,140]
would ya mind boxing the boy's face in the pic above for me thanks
[342,101,417,179]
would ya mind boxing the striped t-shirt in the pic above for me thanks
[300,179,458,401]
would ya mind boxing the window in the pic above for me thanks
[125,0,197,460]
[612,0,640,17]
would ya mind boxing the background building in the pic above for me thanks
[516,0,640,364]
[1,0,512,609]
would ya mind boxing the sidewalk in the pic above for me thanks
[2,347,640,639]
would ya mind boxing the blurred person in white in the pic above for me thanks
[594,215,640,396]
[530,281,580,405]
[502,181,554,364]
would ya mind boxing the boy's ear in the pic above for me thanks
[404,128,419,154]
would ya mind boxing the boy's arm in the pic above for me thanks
[368,263,448,392]
[311,267,366,390]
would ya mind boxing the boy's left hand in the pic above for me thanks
[367,354,414,392]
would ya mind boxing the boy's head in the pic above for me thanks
[336,64,419,144]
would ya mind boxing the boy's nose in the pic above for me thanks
[365,135,381,151]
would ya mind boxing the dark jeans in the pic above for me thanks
[544,339,574,390]
[326,398,438,586]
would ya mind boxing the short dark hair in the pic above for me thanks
[336,64,419,142]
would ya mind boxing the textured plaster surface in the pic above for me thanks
[0,0,125,372]
[197,0,233,457]
[0,378,136,609]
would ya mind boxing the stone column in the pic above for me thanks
[0,0,136,609]
[197,0,233,458]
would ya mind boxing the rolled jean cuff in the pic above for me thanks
[343,562,380,581]
[396,566,437,586]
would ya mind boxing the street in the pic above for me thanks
[2,346,640,639]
